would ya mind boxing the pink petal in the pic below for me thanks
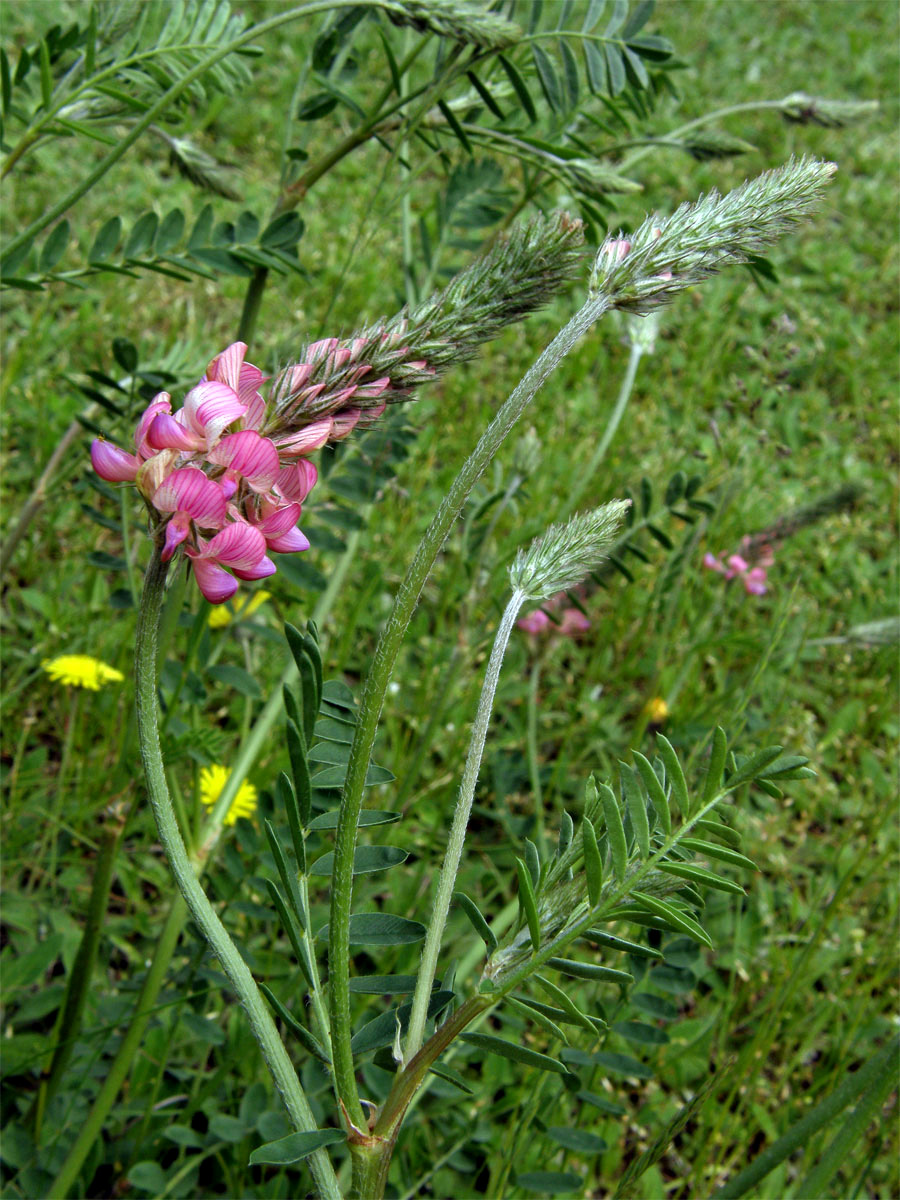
[726,554,750,573]
[208,342,248,392]
[518,611,552,635]
[207,431,279,490]
[233,555,278,581]
[147,411,205,452]
[355,376,391,399]
[559,608,590,635]
[134,394,172,458]
[256,502,303,537]
[275,460,318,503]
[152,467,227,526]
[200,522,267,570]
[240,391,266,432]
[182,381,247,445]
[305,337,339,363]
[267,527,310,553]
[703,552,726,575]
[91,439,141,482]
[161,512,191,562]
[330,408,361,440]
[275,418,333,455]
[744,568,768,595]
[189,556,239,605]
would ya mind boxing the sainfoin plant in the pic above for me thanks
[52,156,847,1199]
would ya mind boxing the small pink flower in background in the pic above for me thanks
[517,610,552,635]
[703,546,773,596]
[518,596,591,638]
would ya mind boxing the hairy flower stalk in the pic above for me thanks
[91,214,584,605]
[403,501,628,1064]
[329,159,837,1165]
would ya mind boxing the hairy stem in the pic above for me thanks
[405,590,524,1062]
[134,542,340,1200]
[328,293,611,1129]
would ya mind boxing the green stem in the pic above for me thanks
[328,293,611,1129]
[134,541,340,1200]
[619,99,786,171]
[405,590,524,1063]
[46,525,358,1196]
[31,811,125,1139]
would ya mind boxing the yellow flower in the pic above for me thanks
[41,655,125,690]
[199,764,258,826]
[208,590,272,629]
[644,696,669,723]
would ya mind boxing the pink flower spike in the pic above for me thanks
[207,431,280,491]
[189,556,240,605]
[152,467,228,527]
[147,411,205,452]
[91,439,141,482]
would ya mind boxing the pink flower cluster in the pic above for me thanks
[518,596,591,638]
[91,343,323,604]
[703,539,775,597]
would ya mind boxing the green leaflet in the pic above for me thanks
[248,1129,344,1165]
[460,1032,568,1075]
[656,735,689,816]
[658,861,745,895]
[632,751,670,835]
[702,727,729,804]
[534,974,597,1037]
[600,783,627,880]
[317,913,426,945]
[453,891,498,953]
[582,815,603,905]
[547,957,633,986]
[309,846,408,876]
[629,891,713,948]
[515,857,541,951]
[621,762,650,858]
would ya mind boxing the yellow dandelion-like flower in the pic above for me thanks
[41,655,125,691]
[644,696,669,723]
[208,590,272,629]
[199,764,258,826]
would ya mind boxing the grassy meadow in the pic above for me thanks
[1,1,897,1197]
